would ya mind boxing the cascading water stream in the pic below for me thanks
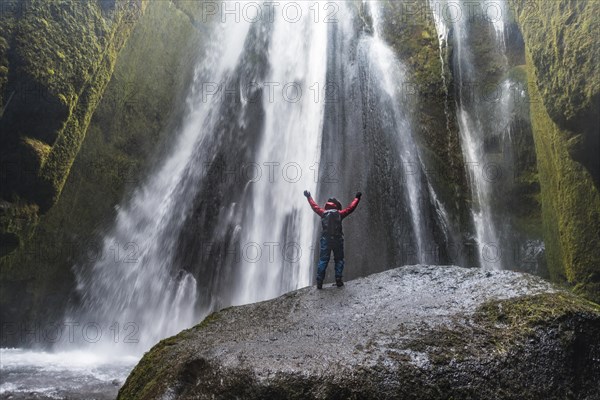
[230,4,328,305]
[364,1,447,264]
[63,2,330,356]
[429,0,454,145]
[429,0,517,269]
[63,18,256,354]
[62,1,457,358]
[0,15,260,399]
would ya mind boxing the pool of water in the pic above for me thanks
[0,349,138,400]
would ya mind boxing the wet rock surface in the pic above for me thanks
[119,265,600,399]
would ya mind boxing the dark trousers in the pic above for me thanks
[317,235,344,282]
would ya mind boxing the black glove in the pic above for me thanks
[355,192,362,199]
[304,190,311,198]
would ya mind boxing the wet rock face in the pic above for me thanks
[508,0,600,301]
[509,0,600,185]
[0,0,208,347]
[119,265,600,400]
[0,0,145,256]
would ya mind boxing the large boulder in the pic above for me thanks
[119,265,600,399]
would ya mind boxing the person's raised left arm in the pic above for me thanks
[340,192,362,219]
[304,190,324,217]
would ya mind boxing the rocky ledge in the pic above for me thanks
[118,265,600,399]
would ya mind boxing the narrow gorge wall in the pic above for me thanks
[372,1,472,267]
[509,0,600,302]
[0,0,208,345]
[0,0,147,256]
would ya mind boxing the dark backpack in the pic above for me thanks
[322,210,342,236]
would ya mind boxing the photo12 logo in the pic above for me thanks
[199,240,304,265]
[423,1,514,24]
[1,321,140,346]
[200,80,341,105]
[201,160,339,184]
[201,2,341,24]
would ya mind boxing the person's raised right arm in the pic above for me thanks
[340,192,362,219]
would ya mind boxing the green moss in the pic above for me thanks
[377,0,472,242]
[23,137,52,165]
[509,0,600,182]
[510,170,543,238]
[475,291,600,358]
[507,65,528,84]
[507,0,600,302]
[0,201,39,257]
[194,311,221,330]
[509,0,599,127]
[118,314,216,400]
[407,292,600,365]
[518,49,600,303]
[0,0,148,211]
[118,335,183,400]
[34,0,149,211]
[476,292,600,335]
[0,0,207,344]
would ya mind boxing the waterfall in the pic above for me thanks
[230,4,328,305]
[0,2,553,398]
[63,1,460,356]
[64,17,255,353]
[65,2,328,355]
[366,2,435,263]
[429,0,517,269]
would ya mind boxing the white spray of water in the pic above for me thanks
[429,0,513,269]
[62,18,255,356]
[232,2,328,304]
[363,1,442,263]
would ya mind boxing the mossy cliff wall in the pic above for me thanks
[377,1,472,262]
[379,1,467,206]
[509,0,600,302]
[0,0,208,346]
[377,1,542,268]
[0,0,147,256]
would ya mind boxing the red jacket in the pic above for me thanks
[307,196,360,219]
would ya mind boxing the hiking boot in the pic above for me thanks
[335,277,344,287]
[317,280,323,290]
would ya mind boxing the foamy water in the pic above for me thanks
[0,348,138,399]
